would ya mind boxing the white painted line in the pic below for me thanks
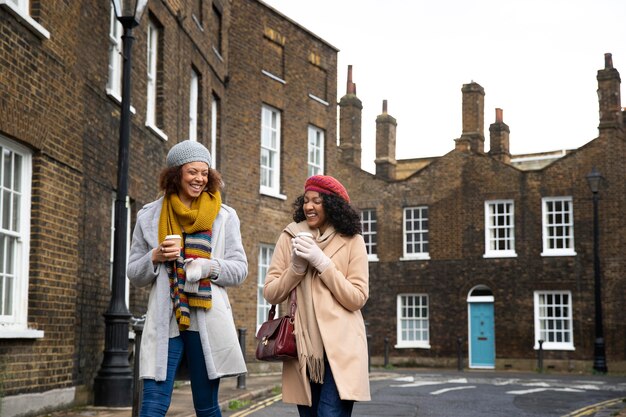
[430,386,477,395]
[507,388,549,395]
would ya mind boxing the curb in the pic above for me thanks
[219,384,280,412]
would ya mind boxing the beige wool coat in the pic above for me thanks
[263,224,370,405]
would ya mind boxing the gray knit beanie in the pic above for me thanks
[166,140,211,168]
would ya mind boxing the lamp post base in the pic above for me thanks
[593,337,608,374]
[94,374,133,407]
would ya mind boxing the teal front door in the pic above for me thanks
[469,302,495,368]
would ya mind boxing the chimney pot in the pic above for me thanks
[605,53,613,69]
[495,108,503,123]
[346,65,356,95]
[382,100,388,114]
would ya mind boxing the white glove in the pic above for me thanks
[290,239,309,274]
[184,258,217,282]
[293,235,331,272]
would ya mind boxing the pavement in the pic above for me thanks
[37,369,626,417]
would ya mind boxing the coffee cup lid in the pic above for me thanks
[165,234,181,240]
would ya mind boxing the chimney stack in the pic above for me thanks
[339,65,363,166]
[488,108,511,163]
[455,82,485,153]
[597,53,623,132]
[374,100,397,180]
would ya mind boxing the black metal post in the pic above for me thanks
[132,317,145,417]
[591,187,608,373]
[237,328,247,389]
[537,339,544,373]
[457,337,463,371]
[94,20,137,406]
[383,337,389,368]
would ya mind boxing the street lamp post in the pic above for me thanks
[94,0,148,406]
[586,167,608,374]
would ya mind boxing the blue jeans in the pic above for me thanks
[140,331,221,417]
[297,359,354,417]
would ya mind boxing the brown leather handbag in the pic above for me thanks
[255,290,298,361]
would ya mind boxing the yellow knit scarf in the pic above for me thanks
[159,191,221,330]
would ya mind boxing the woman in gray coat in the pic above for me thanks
[127,140,247,417]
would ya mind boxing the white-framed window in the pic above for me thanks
[533,291,574,350]
[0,0,50,39]
[307,125,324,176]
[210,94,219,169]
[257,244,275,332]
[106,3,123,101]
[0,137,41,339]
[110,194,131,308]
[146,20,158,127]
[541,197,576,256]
[260,105,284,199]
[396,294,430,348]
[189,70,200,142]
[146,19,167,140]
[484,200,516,258]
[360,209,378,261]
[402,206,429,260]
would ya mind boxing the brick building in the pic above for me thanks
[0,0,337,415]
[337,54,626,373]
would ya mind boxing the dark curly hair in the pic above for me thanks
[293,193,361,236]
[158,165,223,196]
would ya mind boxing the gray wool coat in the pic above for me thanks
[127,196,248,381]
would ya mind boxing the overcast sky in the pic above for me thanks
[261,0,626,173]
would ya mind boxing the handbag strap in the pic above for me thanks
[268,289,297,320]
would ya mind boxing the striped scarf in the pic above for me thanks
[159,191,221,331]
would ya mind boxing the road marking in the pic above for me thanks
[230,394,282,417]
[560,397,626,417]
[507,387,586,395]
[430,386,477,395]
[391,381,447,388]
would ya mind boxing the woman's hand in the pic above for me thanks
[292,235,331,272]
[290,239,309,274]
[151,239,180,263]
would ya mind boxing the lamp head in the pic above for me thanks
[586,167,603,194]
[112,0,148,27]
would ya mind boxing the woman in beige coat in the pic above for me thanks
[264,175,370,417]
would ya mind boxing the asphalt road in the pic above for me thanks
[223,370,626,417]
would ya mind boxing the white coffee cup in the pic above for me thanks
[164,234,182,254]
[296,232,313,239]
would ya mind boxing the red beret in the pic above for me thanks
[304,175,350,203]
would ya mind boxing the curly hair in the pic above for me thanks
[292,193,361,236]
[158,165,223,196]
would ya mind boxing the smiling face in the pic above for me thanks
[303,190,328,233]
[178,161,209,207]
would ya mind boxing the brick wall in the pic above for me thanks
[226,0,338,357]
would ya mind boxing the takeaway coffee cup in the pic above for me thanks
[296,232,313,239]
[164,234,181,255]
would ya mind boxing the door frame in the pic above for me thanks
[467,289,495,369]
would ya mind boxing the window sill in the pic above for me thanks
[106,90,137,114]
[260,189,287,200]
[0,328,44,339]
[0,2,50,39]
[212,46,223,62]
[261,70,286,85]
[483,252,517,258]
[146,123,168,141]
[400,255,430,261]
[308,94,329,106]
[367,255,379,262]
[534,343,575,351]
[540,250,577,257]
[395,343,431,349]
